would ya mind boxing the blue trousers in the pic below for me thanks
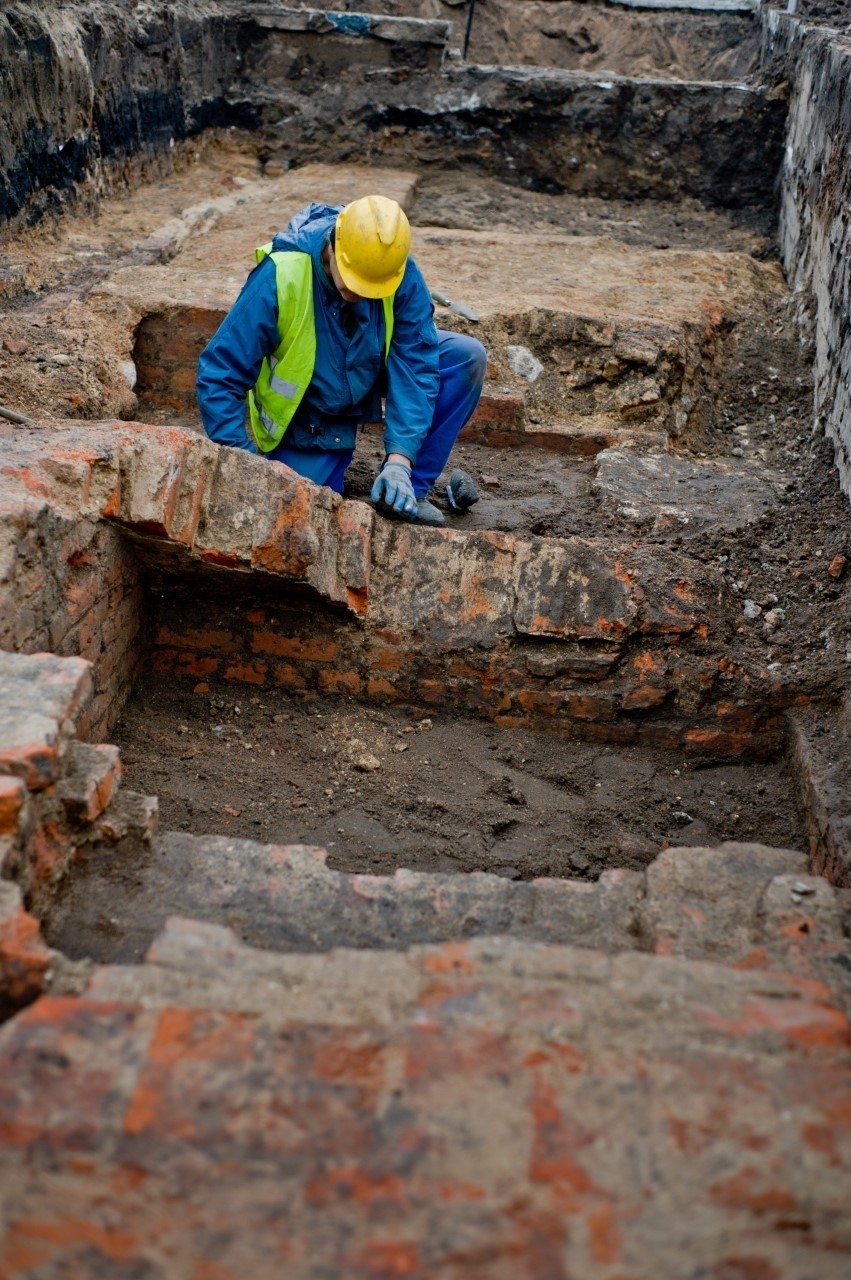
[267,330,486,498]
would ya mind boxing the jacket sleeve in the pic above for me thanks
[382,257,440,463]
[196,257,281,452]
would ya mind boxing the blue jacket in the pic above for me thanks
[196,202,440,461]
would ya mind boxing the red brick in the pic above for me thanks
[0,777,26,836]
[367,677,401,699]
[371,647,403,672]
[0,740,59,791]
[174,654,220,680]
[622,684,668,711]
[587,1204,623,1266]
[467,392,525,429]
[517,690,564,716]
[709,1168,796,1214]
[566,693,617,721]
[697,995,851,1050]
[251,484,317,577]
[683,728,754,758]
[318,670,363,695]
[273,664,307,691]
[223,661,268,686]
[0,904,50,1011]
[155,625,239,654]
[252,632,339,663]
[356,1240,421,1278]
[576,720,639,746]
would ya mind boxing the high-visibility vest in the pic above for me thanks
[248,243,396,453]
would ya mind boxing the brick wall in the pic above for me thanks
[0,419,817,765]
[134,306,224,416]
[145,572,795,760]
[0,507,145,745]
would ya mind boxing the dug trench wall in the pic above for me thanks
[764,9,851,504]
[0,0,784,238]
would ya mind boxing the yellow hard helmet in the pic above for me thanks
[335,195,412,299]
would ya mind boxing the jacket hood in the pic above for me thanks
[271,202,342,279]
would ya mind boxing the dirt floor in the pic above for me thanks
[112,670,806,879]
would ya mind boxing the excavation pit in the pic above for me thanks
[3,6,851,1268]
[21,530,804,965]
[42,671,806,963]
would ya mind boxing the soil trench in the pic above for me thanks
[109,670,804,882]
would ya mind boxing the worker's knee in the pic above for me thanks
[439,330,487,390]
[462,336,488,389]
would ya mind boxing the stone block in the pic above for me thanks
[93,791,159,846]
[113,427,190,536]
[594,448,782,534]
[46,830,646,963]
[196,447,298,568]
[0,652,92,791]
[759,874,845,951]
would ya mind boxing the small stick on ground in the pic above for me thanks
[0,404,33,425]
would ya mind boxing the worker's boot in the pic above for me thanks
[446,469,479,513]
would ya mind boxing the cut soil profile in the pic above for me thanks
[111,671,806,881]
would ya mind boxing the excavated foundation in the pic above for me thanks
[2,2,851,1275]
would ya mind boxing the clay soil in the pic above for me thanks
[113,670,805,879]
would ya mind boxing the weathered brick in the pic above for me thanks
[0,883,50,1014]
[514,537,634,641]
[370,524,515,651]
[155,625,239,654]
[251,633,339,663]
[223,661,268,686]
[318,670,363,695]
[0,777,26,837]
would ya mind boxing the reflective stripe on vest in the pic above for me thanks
[248,243,396,454]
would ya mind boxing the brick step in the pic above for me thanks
[11,937,849,1277]
[790,697,851,888]
[55,741,122,825]
[462,398,671,455]
[72,912,843,1028]
[43,834,644,964]
[41,835,850,997]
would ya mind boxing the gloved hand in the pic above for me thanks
[370,460,418,516]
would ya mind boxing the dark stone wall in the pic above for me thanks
[762,11,851,503]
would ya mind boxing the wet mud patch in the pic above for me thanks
[112,671,806,880]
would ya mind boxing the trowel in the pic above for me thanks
[430,289,480,323]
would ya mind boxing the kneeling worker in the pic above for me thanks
[196,195,486,526]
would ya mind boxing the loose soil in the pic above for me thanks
[113,670,806,879]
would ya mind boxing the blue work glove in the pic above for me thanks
[370,460,418,516]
